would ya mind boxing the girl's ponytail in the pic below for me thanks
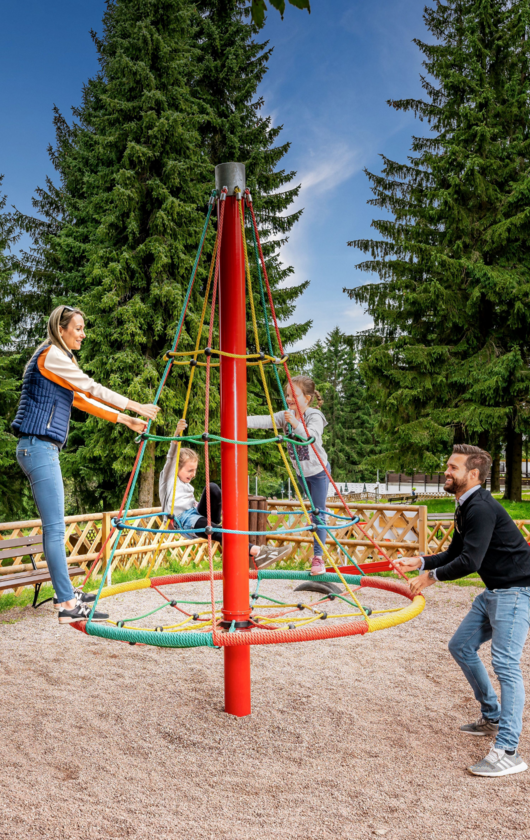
[314,389,324,408]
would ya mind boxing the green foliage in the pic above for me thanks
[12,0,309,516]
[0,178,39,521]
[345,0,530,484]
[250,0,310,29]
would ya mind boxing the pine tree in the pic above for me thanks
[195,0,310,488]
[345,0,530,500]
[17,0,310,510]
[0,178,40,519]
[18,0,213,511]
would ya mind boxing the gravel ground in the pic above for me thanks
[1,579,529,840]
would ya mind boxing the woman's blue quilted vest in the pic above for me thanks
[12,346,74,446]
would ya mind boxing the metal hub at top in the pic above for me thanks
[215,162,246,196]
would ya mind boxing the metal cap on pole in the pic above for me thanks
[215,162,246,196]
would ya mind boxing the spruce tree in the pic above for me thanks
[18,0,212,510]
[345,0,530,500]
[196,0,310,487]
[0,178,40,519]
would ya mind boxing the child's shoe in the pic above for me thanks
[253,544,292,569]
[310,556,326,576]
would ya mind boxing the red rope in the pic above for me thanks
[247,203,408,581]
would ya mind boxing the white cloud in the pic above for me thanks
[297,145,361,196]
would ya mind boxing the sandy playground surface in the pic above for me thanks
[1,578,530,840]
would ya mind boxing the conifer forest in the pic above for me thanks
[2,0,530,519]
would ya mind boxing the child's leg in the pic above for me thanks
[197,482,222,522]
[305,467,330,557]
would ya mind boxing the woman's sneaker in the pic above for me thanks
[253,544,293,569]
[58,601,109,625]
[310,556,327,576]
[53,587,98,610]
[468,747,528,777]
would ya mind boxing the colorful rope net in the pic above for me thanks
[72,188,425,649]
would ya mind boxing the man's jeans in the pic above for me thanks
[16,435,74,603]
[448,587,530,751]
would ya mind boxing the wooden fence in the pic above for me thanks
[0,501,430,595]
[5,502,529,598]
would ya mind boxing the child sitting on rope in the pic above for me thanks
[247,375,330,576]
[159,420,292,568]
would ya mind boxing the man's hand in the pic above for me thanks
[394,555,423,575]
[409,571,436,596]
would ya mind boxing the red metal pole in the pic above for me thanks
[216,163,251,717]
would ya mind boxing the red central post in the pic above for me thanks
[216,163,251,717]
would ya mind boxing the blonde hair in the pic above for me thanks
[178,447,199,470]
[25,305,85,373]
[290,375,324,408]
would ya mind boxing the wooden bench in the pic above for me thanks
[0,535,83,608]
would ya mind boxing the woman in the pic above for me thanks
[12,305,160,624]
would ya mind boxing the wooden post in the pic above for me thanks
[418,505,428,555]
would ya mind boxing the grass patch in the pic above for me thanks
[424,496,530,520]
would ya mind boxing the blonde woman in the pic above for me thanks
[12,305,160,624]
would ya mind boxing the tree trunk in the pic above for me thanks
[504,423,522,502]
[491,456,501,493]
[478,431,489,488]
[504,424,513,500]
[138,441,155,509]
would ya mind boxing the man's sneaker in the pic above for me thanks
[310,556,327,576]
[468,747,528,777]
[58,601,109,625]
[253,544,293,569]
[460,715,500,737]
[53,587,97,610]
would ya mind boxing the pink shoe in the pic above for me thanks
[310,556,326,576]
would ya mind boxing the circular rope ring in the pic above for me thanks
[70,571,425,649]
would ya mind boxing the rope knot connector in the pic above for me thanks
[202,432,210,441]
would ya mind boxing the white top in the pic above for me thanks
[39,344,128,422]
[159,445,198,516]
[247,407,329,478]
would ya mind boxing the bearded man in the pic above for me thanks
[397,444,530,777]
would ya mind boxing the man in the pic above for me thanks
[397,444,530,777]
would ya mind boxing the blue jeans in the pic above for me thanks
[448,587,530,751]
[297,466,330,557]
[16,436,74,603]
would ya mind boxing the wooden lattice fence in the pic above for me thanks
[5,502,527,598]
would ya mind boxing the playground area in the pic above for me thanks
[0,580,529,840]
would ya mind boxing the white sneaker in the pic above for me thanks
[468,746,528,777]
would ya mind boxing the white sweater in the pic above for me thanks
[158,444,198,517]
[247,407,329,478]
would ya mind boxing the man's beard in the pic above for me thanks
[444,475,468,496]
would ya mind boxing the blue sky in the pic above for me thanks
[1,0,429,348]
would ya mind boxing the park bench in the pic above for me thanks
[0,535,83,608]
